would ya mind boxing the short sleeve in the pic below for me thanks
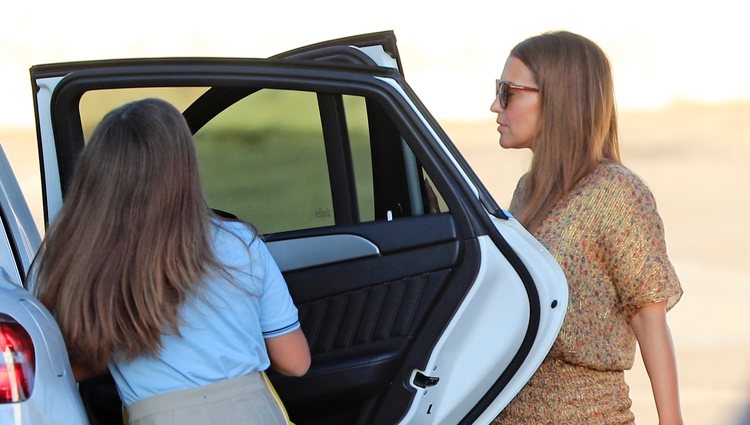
[602,171,682,318]
[251,238,300,338]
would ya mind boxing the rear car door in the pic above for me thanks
[30,31,567,424]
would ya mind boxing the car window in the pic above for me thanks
[80,87,208,138]
[0,219,21,285]
[341,96,446,219]
[78,86,448,235]
[194,89,334,233]
[343,95,374,222]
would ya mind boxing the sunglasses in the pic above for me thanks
[495,79,540,109]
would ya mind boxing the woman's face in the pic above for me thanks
[490,56,541,150]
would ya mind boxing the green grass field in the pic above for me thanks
[79,87,374,234]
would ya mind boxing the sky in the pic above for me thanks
[2,0,750,127]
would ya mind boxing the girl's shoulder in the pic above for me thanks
[210,217,258,248]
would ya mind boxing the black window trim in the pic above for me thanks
[317,93,359,226]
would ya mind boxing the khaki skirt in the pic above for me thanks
[126,372,291,425]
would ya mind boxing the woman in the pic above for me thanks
[490,32,683,424]
[32,98,310,424]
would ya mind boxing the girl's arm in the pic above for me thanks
[265,328,311,377]
[630,301,683,425]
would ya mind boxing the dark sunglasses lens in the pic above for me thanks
[498,82,508,108]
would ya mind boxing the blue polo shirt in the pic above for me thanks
[109,219,300,406]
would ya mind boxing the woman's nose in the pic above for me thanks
[490,95,502,113]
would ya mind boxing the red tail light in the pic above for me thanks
[0,314,35,403]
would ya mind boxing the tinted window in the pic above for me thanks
[78,86,448,235]
[195,89,333,233]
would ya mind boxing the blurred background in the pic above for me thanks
[2,1,748,423]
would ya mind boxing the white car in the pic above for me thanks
[0,146,89,423]
[2,31,567,424]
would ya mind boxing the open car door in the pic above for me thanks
[30,31,567,425]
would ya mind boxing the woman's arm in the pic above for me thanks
[265,328,311,377]
[630,301,683,425]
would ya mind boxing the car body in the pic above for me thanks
[1,31,567,424]
[0,145,89,423]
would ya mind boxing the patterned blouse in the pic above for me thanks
[510,161,682,371]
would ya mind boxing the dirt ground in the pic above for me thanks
[2,101,749,424]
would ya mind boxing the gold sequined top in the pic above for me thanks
[510,161,682,371]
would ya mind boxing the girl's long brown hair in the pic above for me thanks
[33,98,220,370]
[512,31,621,231]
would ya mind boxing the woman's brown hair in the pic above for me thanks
[32,98,220,370]
[512,31,621,231]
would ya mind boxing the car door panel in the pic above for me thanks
[265,213,462,420]
[266,234,380,272]
[276,266,453,403]
[266,212,457,273]
[284,240,458,302]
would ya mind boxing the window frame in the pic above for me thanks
[46,62,475,235]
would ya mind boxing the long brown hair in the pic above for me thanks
[33,98,220,369]
[512,31,621,231]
